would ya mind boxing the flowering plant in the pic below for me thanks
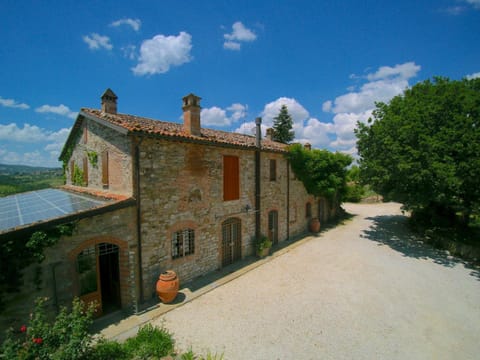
[0,297,96,359]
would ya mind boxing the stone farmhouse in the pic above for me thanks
[0,89,337,326]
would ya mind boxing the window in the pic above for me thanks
[70,160,75,183]
[269,159,277,181]
[224,155,239,201]
[83,157,89,186]
[172,229,195,259]
[102,151,109,186]
[306,202,312,218]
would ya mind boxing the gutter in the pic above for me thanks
[255,117,262,241]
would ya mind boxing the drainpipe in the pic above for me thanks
[287,160,290,240]
[255,117,262,241]
[134,138,144,307]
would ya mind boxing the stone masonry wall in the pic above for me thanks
[0,205,138,334]
[66,117,133,195]
[138,139,257,299]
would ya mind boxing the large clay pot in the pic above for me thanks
[156,270,179,304]
[309,218,321,233]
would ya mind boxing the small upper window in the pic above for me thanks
[270,159,277,181]
[172,229,195,259]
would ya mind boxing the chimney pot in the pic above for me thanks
[101,88,118,114]
[182,93,202,136]
[304,142,312,150]
[266,128,274,141]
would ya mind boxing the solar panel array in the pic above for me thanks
[0,188,110,233]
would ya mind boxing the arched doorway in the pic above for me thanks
[76,242,121,316]
[221,218,242,267]
[268,210,279,245]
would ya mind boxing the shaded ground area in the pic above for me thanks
[153,202,480,360]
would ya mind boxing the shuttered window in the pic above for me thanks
[83,157,88,186]
[102,151,109,186]
[70,160,75,183]
[270,159,277,181]
[223,155,239,201]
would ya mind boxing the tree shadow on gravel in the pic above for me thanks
[360,214,480,280]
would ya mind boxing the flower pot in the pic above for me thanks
[156,270,179,304]
[309,218,321,233]
[256,247,270,258]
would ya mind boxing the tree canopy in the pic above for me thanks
[272,105,295,143]
[355,76,480,226]
[286,143,352,202]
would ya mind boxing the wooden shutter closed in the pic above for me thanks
[223,156,239,201]
[102,151,109,186]
[83,157,88,185]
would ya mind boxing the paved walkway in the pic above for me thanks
[101,203,480,359]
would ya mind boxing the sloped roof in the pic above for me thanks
[79,108,288,152]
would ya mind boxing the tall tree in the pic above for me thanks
[355,77,480,226]
[272,105,294,143]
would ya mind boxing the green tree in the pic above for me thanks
[272,105,295,143]
[355,76,480,226]
[286,143,352,202]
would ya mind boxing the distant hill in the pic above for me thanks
[0,164,63,197]
[0,163,62,175]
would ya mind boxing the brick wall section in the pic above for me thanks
[65,117,134,196]
[0,205,137,333]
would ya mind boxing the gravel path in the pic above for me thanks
[153,203,480,359]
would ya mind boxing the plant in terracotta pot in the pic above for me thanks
[255,235,272,257]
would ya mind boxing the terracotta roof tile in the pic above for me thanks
[81,108,287,152]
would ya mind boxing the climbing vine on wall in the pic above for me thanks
[0,222,76,313]
[72,165,85,186]
[286,143,352,202]
[87,151,98,168]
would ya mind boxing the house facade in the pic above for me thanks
[1,90,338,329]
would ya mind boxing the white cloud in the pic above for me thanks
[223,41,241,51]
[201,103,247,126]
[223,22,257,50]
[227,103,247,121]
[0,123,70,143]
[320,61,421,155]
[132,32,192,76]
[466,72,480,79]
[83,33,113,50]
[0,96,29,109]
[366,62,421,81]
[35,104,77,119]
[261,97,309,127]
[110,18,141,31]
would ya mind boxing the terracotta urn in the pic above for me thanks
[309,218,321,233]
[156,270,179,304]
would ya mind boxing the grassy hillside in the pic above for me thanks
[0,164,63,197]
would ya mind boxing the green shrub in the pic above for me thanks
[123,323,174,359]
[90,338,129,360]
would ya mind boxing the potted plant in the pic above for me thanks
[256,235,272,257]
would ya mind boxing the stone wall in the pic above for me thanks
[137,139,318,299]
[0,205,138,334]
[65,117,133,196]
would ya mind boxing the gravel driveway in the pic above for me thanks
[153,203,480,360]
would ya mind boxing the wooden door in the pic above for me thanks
[222,218,241,267]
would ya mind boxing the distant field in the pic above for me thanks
[0,164,63,197]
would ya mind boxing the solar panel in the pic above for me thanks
[0,189,112,233]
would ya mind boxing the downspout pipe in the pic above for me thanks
[134,137,144,308]
[255,117,262,241]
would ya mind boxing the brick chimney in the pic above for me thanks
[266,128,274,141]
[304,142,312,150]
[182,93,201,136]
[101,88,118,114]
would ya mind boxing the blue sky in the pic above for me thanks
[0,0,479,167]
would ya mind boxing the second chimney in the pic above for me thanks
[182,93,202,136]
